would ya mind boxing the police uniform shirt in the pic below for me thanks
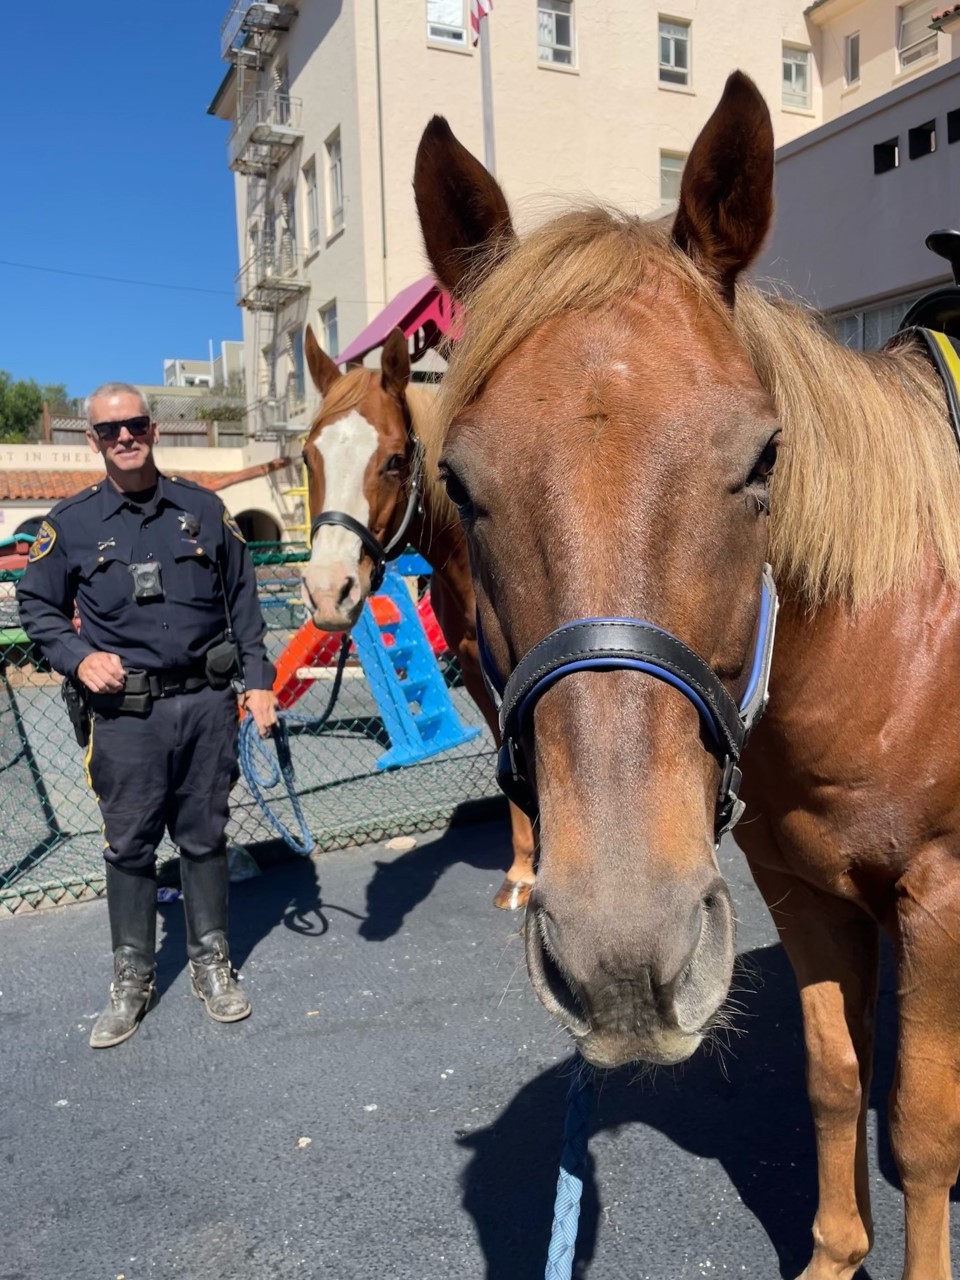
[15,474,274,689]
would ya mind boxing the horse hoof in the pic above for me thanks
[493,877,533,911]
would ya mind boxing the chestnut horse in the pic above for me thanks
[299,325,537,910]
[413,73,960,1280]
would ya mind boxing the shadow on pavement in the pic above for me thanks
[360,817,512,942]
[155,855,359,995]
[459,941,901,1280]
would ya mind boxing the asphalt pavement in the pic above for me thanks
[2,821,955,1279]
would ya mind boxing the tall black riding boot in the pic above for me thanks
[180,852,251,1023]
[89,863,157,1049]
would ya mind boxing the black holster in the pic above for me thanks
[205,637,241,691]
[61,678,90,748]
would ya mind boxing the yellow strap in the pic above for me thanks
[928,329,960,404]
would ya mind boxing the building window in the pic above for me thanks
[326,130,344,236]
[832,293,924,349]
[280,186,297,261]
[845,32,860,84]
[290,329,306,404]
[427,0,466,46]
[898,1,937,68]
[538,1,575,66]
[782,45,811,109]
[659,151,686,204]
[304,161,319,251]
[873,136,899,173]
[320,302,339,360]
[658,18,690,86]
[908,119,936,158]
[948,108,960,144]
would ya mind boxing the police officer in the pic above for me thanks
[16,382,279,1048]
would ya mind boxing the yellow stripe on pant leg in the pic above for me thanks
[83,715,96,790]
[82,716,108,848]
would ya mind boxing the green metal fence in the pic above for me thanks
[0,545,500,915]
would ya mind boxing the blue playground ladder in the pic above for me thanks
[351,558,482,770]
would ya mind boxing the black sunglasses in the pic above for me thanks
[91,415,152,442]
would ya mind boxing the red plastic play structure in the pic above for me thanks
[272,587,448,709]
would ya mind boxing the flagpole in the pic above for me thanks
[479,12,496,174]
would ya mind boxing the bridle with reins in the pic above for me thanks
[307,409,426,593]
[476,565,778,841]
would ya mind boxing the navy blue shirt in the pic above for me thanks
[16,473,274,689]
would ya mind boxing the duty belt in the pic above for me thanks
[88,666,209,715]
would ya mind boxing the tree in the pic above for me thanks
[0,373,74,441]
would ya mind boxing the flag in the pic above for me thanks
[470,0,493,45]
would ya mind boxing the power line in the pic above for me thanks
[0,256,391,307]
[0,257,235,298]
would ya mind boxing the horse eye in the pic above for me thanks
[384,453,403,475]
[746,434,780,489]
[439,463,474,517]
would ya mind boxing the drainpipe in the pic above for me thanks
[373,0,388,304]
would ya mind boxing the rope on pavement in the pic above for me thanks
[545,1061,592,1280]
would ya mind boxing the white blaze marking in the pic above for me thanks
[309,410,379,581]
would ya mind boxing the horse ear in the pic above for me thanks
[305,324,341,395]
[414,115,516,298]
[671,72,774,306]
[381,328,410,402]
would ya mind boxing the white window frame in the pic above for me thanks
[659,151,686,205]
[426,0,467,47]
[538,0,576,67]
[782,44,811,110]
[844,31,860,85]
[658,17,690,88]
[320,302,339,360]
[898,1,936,69]
[304,159,319,252]
[325,130,344,237]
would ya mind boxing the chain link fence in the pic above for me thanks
[0,545,500,916]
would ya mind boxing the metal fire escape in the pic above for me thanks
[221,1,307,449]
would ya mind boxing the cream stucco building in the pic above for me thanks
[209,1,956,439]
[209,0,827,439]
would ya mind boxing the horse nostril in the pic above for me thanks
[525,907,590,1036]
[337,577,357,608]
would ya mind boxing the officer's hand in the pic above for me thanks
[244,688,279,739]
[77,652,125,694]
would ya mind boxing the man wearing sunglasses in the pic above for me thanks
[16,382,279,1048]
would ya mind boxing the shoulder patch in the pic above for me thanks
[223,510,246,543]
[27,521,57,563]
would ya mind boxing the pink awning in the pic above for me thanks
[338,275,461,366]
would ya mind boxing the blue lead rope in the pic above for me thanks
[237,636,351,857]
[545,1064,592,1280]
[238,712,316,855]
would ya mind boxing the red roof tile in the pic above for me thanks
[0,458,293,502]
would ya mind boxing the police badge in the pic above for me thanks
[179,512,201,539]
[28,521,57,563]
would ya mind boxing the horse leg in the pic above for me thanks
[456,637,537,910]
[749,863,878,1280]
[889,853,960,1280]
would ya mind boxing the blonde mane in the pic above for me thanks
[434,206,960,608]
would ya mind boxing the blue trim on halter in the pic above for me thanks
[515,656,722,747]
[738,576,774,715]
[475,609,506,699]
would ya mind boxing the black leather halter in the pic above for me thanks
[309,436,425,592]
[477,565,778,840]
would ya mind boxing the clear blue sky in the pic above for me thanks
[1,3,241,399]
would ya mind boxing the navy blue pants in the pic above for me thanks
[86,685,240,871]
